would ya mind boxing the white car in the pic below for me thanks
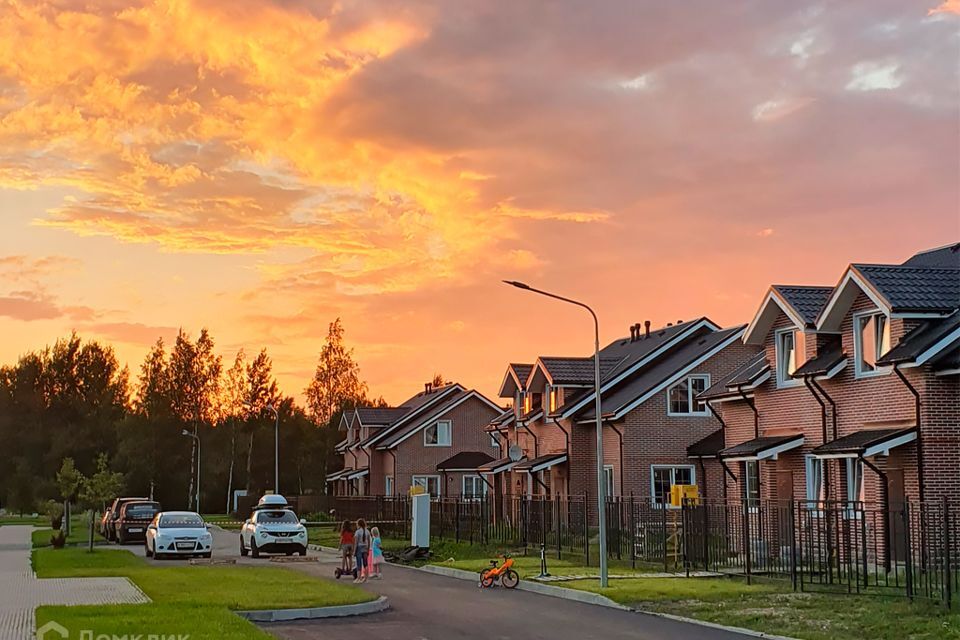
[240,495,308,558]
[145,511,213,559]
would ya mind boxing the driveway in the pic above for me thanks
[265,551,751,640]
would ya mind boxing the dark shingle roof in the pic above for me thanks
[597,319,714,380]
[512,453,567,472]
[901,243,960,269]
[853,264,960,314]
[377,389,469,448]
[720,434,803,458]
[811,428,914,456]
[355,407,409,426]
[931,346,960,372]
[538,356,622,385]
[878,310,960,366]
[510,363,534,385]
[698,351,768,400]
[773,286,834,326]
[436,451,495,471]
[687,430,725,458]
[793,344,846,378]
[577,326,746,418]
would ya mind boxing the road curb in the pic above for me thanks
[418,564,799,640]
[236,595,390,623]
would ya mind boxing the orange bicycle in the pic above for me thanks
[479,555,520,589]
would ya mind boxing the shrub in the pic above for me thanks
[50,530,66,548]
[44,500,64,530]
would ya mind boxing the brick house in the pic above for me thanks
[328,382,502,498]
[704,243,959,527]
[478,318,758,514]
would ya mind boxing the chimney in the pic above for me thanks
[666,322,673,327]
[644,320,651,338]
[629,324,637,342]
[425,382,433,394]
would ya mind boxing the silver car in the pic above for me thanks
[145,511,214,559]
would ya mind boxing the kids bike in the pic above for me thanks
[478,555,520,589]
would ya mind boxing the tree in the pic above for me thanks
[79,453,124,513]
[56,458,85,534]
[304,318,369,427]
[221,350,246,513]
[431,373,446,388]
[243,349,279,492]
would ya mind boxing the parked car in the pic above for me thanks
[145,511,213,559]
[115,501,160,544]
[103,497,149,541]
[239,494,308,558]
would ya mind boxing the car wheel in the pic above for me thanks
[239,536,249,557]
[202,552,212,559]
[251,539,260,558]
[298,549,307,557]
[285,551,293,556]
[118,532,125,545]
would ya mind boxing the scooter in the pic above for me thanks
[334,566,358,580]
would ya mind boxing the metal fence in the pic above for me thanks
[332,494,960,607]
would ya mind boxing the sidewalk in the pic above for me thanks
[0,527,149,640]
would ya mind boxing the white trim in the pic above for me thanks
[743,288,808,345]
[890,312,954,319]
[424,420,452,447]
[379,390,502,449]
[480,459,522,475]
[517,455,568,474]
[725,436,804,462]
[936,368,960,376]
[384,476,394,496]
[649,464,696,507]
[774,328,803,389]
[853,309,892,379]
[411,474,441,498]
[559,318,720,419]
[499,365,528,398]
[363,384,465,448]
[819,359,848,380]
[461,475,487,500]
[863,430,917,458]
[911,326,960,367]
[666,373,711,416]
[817,267,891,332]
[346,468,369,480]
[606,328,744,420]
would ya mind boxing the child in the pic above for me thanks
[338,520,354,575]
[370,526,383,579]
[353,518,369,583]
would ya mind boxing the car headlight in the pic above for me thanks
[259,531,269,538]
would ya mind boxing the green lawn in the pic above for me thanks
[34,546,374,639]
[32,524,107,548]
[0,515,46,526]
[559,577,960,640]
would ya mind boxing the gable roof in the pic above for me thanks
[818,262,959,331]
[355,407,409,426]
[528,356,623,388]
[698,350,769,401]
[743,285,833,344]
[499,363,534,398]
[574,325,747,421]
[361,383,466,448]
[375,389,502,449]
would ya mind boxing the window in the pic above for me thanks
[650,465,695,506]
[548,386,561,413]
[805,456,824,510]
[666,375,710,415]
[412,475,441,498]
[846,459,865,505]
[424,420,452,446]
[743,461,761,508]
[522,392,533,414]
[490,433,500,449]
[462,475,487,500]
[775,328,805,388]
[385,476,394,496]
[855,311,891,378]
[603,465,615,499]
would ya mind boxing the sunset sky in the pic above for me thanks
[1,0,958,404]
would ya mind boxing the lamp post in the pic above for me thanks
[181,429,200,512]
[502,280,609,588]
[267,404,280,495]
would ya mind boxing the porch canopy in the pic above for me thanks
[436,451,495,472]
[345,467,369,480]
[325,468,353,483]
[512,453,567,474]
[811,428,917,460]
[720,434,804,462]
[478,457,524,475]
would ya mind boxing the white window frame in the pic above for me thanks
[490,433,500,449]
[804,455,824,513]
[775,328,803,388]
[603,465,615,499]
[853,309,892,379]
[743,460,761,510]
[845,459,865,519]
[666,374,711,416]
[412,475,441,498]
[385,475,394,496]
[462,475,487,500]
[650,465,696,508]
[424,420,452,447]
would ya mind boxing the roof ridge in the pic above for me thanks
[854,263,960,272]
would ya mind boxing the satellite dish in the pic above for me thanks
[508,445,523,462]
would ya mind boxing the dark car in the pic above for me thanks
[103,497,149,542]
[116,501,161,544]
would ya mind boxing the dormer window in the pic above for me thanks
[775,328,805,388]
[522,392,532,415]
[666,375,710,416]
[548,386,561,413]
[854,310,891,378]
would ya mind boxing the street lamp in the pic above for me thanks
[181,429,200,512]
[502,280,609,588]
[243,403,281,496]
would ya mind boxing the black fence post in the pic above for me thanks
[583,492,590,567]
[743,499,752,585]
[944,497,952,609]
[790,500,798,592]
[630,493,636,570]
[662,500,669,573]
[555,493,562,560]
[455,499,461,543]
[904,499,914,601]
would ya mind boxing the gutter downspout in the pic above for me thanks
[518,420,539,458]
[861,455,891,572]
[893,364,924,504]
[609,422,625,501]
[803,375,832,503]
[707,401,730,503]
[810,377,838,442]
[737,385,759,439]
[550,417,571,458]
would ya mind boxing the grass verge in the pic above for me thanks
[34,546,374,639]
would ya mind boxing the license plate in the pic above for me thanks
[176,542,195,550]
[128,528,142,533]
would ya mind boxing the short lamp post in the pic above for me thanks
[181,429,201,512]
[502,280,609,588]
